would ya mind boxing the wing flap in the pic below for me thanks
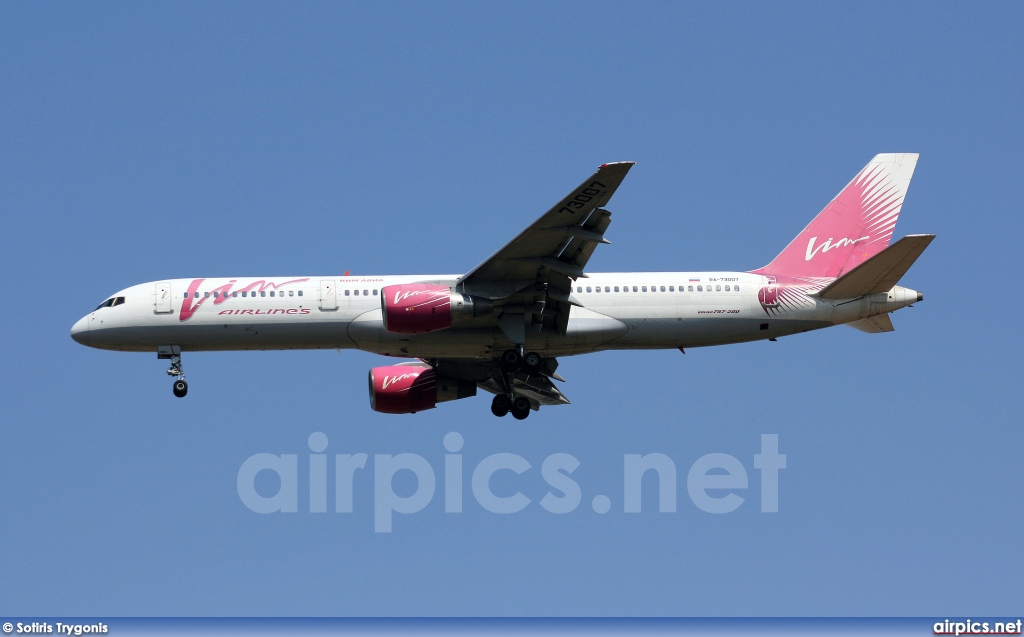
[478,373,571,407]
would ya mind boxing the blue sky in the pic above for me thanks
[1,2,1021,616]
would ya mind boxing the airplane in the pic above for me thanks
[71,154,933,420]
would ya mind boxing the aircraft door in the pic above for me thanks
[155,282,173,314]
[319,280,337,311]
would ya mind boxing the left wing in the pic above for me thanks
[456,162,634,342]
[432,358,571,408]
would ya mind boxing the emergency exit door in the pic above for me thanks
[155,282,173,314]
[319,280,337,311]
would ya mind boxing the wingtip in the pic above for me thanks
[599,161,636,168]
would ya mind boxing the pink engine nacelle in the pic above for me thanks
[380,284,492,334]
[368,365,477,414]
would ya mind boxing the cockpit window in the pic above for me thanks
[95,296,126,310]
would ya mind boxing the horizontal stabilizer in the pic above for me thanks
[818,234,935,299]
[847,314,895,333]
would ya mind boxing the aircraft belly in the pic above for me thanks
[88,319,356,352]
[607,316,833,348]
[347,309,498,358]
[346,307,631,359]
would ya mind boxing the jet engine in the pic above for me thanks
[380,284,493,334]
[368,364,477,414]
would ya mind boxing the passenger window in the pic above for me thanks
[669,286,674,292]
[232,292,237,298]
[270,291,275,297]
[725,285,730,291]
[354,290,359,296]
[697,285,702,291]
[373,289,378,296]
[204,292,210,298]
[604,286,609,292]
[614,286,619,292]
[577,287,582,293]
[260,291,266,297]
[183,293,189,299]
[345,290,350,296]
[735,285,740,292]
[632,286,638,292]
[289,291,294,297]
[687,286,693,292]
[642,286,647,292]
[586,287,592,293]
[716,285,721,291]
[660,286,666,292]
[595,287,601,293]
[298,291,303,297]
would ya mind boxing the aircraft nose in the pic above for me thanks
[70,315,91,346]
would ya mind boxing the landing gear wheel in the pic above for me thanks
[163,348,188,397]
[511,396,531,420]
[500,348,522,369]
[172,380,188,398]
[523,351,542,372]
[491,394,511,417]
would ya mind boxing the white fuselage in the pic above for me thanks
[70,272,919,359]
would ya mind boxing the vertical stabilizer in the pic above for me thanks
[753,153,919,278]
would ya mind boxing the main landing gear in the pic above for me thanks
[491,347,542,420]
[490,394,532,420]
[159,345,188,398]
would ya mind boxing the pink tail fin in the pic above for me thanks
[753,153,919,278]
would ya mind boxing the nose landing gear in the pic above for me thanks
[172,378,188,398]
[158,345,188,398]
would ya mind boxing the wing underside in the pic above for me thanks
[432,357,570,409]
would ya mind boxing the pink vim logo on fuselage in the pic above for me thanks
[179,278,310,321]
[804,236,869,261]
